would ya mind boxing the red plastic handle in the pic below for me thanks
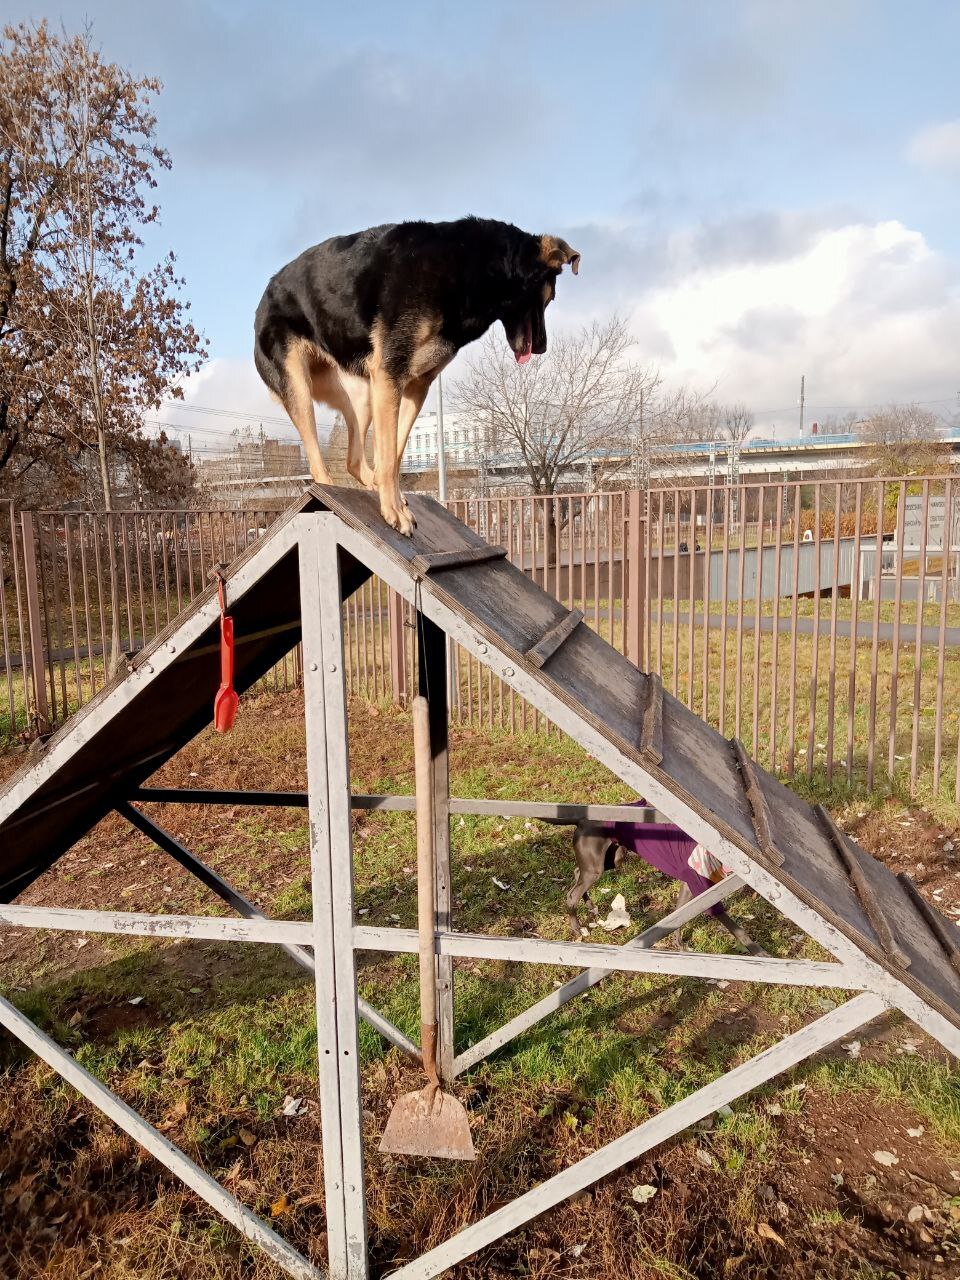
[220,614,235,685]
[213,577,238,732]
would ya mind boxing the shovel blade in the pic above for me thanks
[214,685,238,733]
[379,1088,476,1161]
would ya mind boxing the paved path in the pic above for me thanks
[657,608,960,649]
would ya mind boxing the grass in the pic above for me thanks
[2,694,960,1277]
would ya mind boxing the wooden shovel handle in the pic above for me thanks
[413,697,440,1086]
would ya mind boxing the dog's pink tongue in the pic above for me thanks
[514,317,533,364]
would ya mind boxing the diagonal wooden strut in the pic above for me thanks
[639,671,664,765]
[117,801,420,1066]
[410,545,507,575]
[731,738,784,867]
[816,803,911,969]
[900,873,960,977]
[0,993,324,1280]
[386,994,888,1280]
[526,609,583,670]
[452,875,745,1077]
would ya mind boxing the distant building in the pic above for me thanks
[403,410,492,473]
[196,432,308,507]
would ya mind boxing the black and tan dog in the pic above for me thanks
[254,217,579,534]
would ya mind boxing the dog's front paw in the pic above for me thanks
[381,502,415,537]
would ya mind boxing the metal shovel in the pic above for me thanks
[379,696,475,1161]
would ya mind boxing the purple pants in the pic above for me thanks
[601,801,724,916]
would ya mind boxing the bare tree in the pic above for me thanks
[856,403,951,475]
[652,387,720,446]
[452,315,660,588]
[719,401,754,444]
[451,315,660,492]
[0,21,206,507]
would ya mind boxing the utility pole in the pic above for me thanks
[436,373,447,503]
[799,374,805,439]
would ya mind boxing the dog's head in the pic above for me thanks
[500,234,580,365]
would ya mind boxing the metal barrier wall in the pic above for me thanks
[3,477,960,803]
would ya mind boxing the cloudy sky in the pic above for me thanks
[9,0,960,446]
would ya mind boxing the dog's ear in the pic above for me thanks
[540,235,581,276]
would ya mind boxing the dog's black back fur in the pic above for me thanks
[254,217,569,390]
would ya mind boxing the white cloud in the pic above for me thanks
[625,219,960,430]
[152,357,334,454]
[154,217,960,449]
[907,121,960,172]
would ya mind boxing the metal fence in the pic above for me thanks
[3,477,960,804]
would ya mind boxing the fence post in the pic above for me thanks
[626,489,645,669]
[388,589,407,705]
[20,511,51,735]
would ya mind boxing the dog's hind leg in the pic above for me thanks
[282,343,332,485]
[337,373,376,489]
[672,882,693,950]
[566,826,608,938]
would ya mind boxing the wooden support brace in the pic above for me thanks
[639,672,663,765]
[410,545,507,575]
[731,739,784,867]
[816,804,911,970]
[899,873,960,977]
[526,609,583,670]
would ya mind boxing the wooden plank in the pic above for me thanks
[815,803,911,969]
[731,738,784,867]
[640,672,664,765]
[526,608,583,670]
[899,874,960,978]
[410,545,507,575]
[353,925,863,988]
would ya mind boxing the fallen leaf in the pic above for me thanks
[873,1150,899,1167]
[907,1205,926,1223]
[238,1127,257,1147]
[631,1184,658,1204]
[695,1148,714,1168]
[282,1096,308,1118]
[493,877,510,890]
[757,1222,785,1246]
[906,1126,924,1138]
[128,996,144,1006]
[270,1193,292,1218]
[843,1040,861,1059]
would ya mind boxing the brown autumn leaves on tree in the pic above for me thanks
[0,20,206,508]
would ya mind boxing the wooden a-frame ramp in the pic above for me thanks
[1,486,959,1280]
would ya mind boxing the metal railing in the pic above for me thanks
[3,477,960,804]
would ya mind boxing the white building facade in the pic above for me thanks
[403,409,491,473]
